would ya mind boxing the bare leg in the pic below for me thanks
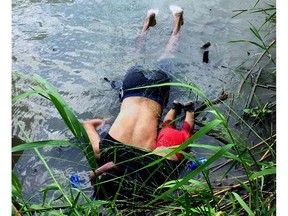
[141,10,158,34]
[184,111,195,130]
[163,108,177,122]
[163,100,183,122]
[183,101,195,131]
[136,9,159,50]
[159,5,184,60]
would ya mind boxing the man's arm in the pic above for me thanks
[83,119,104,159]
[95,161,117,175]
[89,161,118,182]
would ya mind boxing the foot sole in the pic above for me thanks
[147,9,159,16]
[169,5,183,15]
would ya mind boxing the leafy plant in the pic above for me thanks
[243,102,273,121]
[12,73,276,215]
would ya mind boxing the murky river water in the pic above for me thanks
[12,0,271,203]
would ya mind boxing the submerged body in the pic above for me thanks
[84,6,186,199]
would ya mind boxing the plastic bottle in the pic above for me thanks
[189,157,207,170]
[70,175,80,188]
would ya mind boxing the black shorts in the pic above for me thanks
[120,65,171,107]
[96,133,184,199]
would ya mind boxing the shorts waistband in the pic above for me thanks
[121,92,164,107]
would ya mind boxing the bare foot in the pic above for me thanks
[170,5,184,26]
[158,6,183,60]
[141,9,159,33]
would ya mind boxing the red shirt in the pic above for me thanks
[156,120,192,159]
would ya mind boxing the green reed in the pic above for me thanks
[12,73,275,215]
[12,1,276,215]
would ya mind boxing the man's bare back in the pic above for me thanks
[109,96,162,150]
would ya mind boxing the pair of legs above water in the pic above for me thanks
[137,5,184,59]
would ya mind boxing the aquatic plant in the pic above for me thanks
[12,0,276,215]
[12,72,275,215]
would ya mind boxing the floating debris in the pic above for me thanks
[201,42,211,49]
[203,51,209,63]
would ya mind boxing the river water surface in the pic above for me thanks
[12,0,270,203]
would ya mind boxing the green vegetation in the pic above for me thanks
[12,1,276,215]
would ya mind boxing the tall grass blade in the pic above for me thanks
[232,192,254,216]
[148,144,234,205]
[249,167,276,180]
[12,140,80,153]
[13,74,97,170]
[137,119,223,173]
[40,183,59,207]
[229,40,265,50]
[248,22,262,42]
[229,192,239,216]
[252,0,261,9]
[234,178,253,194]
[12,171,23,199]
[12,89,44,104]
[34,75,96,169]
[188,143,240,161]
[78,191,103,216]
[18,124,73,207]
[68,191,81,216]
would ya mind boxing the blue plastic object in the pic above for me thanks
[189,157,207,170]
[70,175,80,188]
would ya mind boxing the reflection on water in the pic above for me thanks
[12,136,25,168]
[12,0,268,201]
[13,141,94,203]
